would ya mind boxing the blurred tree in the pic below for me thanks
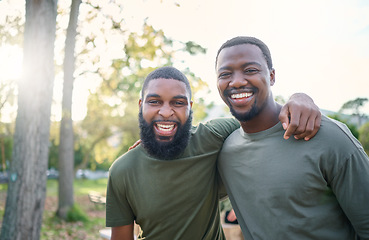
[339,97,368,126]
[274,95,286,105]
[359,122,369,155]
[0,82,16,116]
[57,0,82,220]
[0,5,24,46]
[1,0,57,239]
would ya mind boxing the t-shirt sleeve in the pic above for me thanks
[217,170,228,200]
[204,118,240,140]
[330,148,369,238]
[106,169,135,227]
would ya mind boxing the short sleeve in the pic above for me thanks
[330,149,369,238]
[106,172,135,227]
[204,118,240,140]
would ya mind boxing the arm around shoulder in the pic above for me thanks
[111,224,135,240]
[279,93,321,141]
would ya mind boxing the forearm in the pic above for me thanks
[111,224,135,240]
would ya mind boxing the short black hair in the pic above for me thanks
[141,66,192,99]
[215,36,273,70]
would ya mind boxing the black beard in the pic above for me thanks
[224,87,261,122]
[139,109,192,160]
[229,101,260,122]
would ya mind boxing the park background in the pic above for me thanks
[0,0,369,239]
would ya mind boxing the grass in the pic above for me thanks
[46,178,108,196]
[0,178,109,240]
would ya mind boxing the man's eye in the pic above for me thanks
[148,100,160,104]
[218,72,231,79]
[174,101,186,106]
[244,69,259,74]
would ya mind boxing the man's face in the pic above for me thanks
[138,78,193,159]
[216,44,275,121]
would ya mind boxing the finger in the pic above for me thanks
[294,109,322,140]
[278,106,290,133]
[292,109,311,139]
[283,109,300,140]
[303,112,321,140]
[293,114,314,140]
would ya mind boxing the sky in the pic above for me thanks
[1,0,369,121]
[122,0,369,115]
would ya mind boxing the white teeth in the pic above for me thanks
[157,124,175,132]
[231,92,253,99]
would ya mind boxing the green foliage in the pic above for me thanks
[328,114,359,139]
[0,134,13,171]
[184,41,207,55]
[0,183,8,191]
[66,204,89,222]
[0,121,14,171]
[274,95,286,105]
[0,7,24,46]
[359,122,369,155]
[0,80,16,115]
[48,139,59,169]
[41,210,105,239]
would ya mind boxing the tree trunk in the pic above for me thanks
[0,0,57,240]
[57,0,81,219]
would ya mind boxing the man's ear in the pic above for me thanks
[139,98,142,108]
[190,100,193,108]
[270,68,276,86]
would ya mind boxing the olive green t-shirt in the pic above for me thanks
[106,118,239,240]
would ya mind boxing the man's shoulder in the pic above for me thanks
[321,116,358,139]
[109,146,144,174]
[191,117,239,137]
[314,115,364,151]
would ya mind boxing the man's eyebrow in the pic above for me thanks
[145,93,160,98]
[242,62,262,68]
[217,62,262,72]
[145,94,188,101]
[173,95,188,100]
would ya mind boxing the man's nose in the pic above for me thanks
[158,104,174,118]
[229,72,248,88]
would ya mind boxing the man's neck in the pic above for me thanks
[240,101,282,134]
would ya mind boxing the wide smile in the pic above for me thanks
[154,122,178,141]
[228,91,254,107]
[231,92,253,99]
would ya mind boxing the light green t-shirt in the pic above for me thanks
[106,118,239,240]
[218,115,369,240]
